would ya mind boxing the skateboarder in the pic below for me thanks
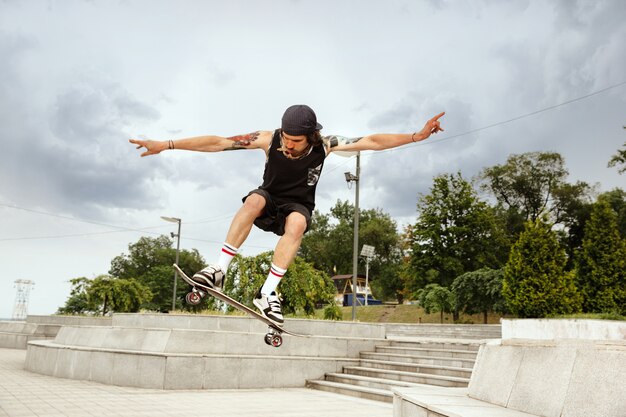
[130,105,444,325]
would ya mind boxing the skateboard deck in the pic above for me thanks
[173,264,304,347]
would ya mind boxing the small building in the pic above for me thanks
[331,274,382,306]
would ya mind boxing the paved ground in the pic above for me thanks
[0,349,391,417]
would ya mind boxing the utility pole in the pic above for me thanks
[161,216,181,311]
[344,152,360,321]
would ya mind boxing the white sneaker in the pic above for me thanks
[191,264,225,292]
[253,290,284,325]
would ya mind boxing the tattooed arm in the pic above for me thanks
[324,112,445,154]
[129,131,272,157]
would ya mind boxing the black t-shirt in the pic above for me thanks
[258,129,326,213]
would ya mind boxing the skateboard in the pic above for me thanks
[173,264,303,347]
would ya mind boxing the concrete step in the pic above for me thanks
[344,366,470,387]
[361,351,475,369]
[381,345,479,360]
[358,358,472,379]
[324,372,429,391]
[390,340,481,352]
[385,324,502,340]
[306,379,393,403]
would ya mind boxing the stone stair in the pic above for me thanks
[307,324,498,403]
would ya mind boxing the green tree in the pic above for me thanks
[87,275,153,315]
[300,200,404,302]
[597,189,626,238]
[503,218,581,318]
[417,284,455,324]
[608,141,626,174]
[452,268,506,324]
[225,251,335,316]
[109,235,206,311]
[57,277,93,315]
[408,172,509,292]
[58,275,152,315]
[576,200,626,314]
[480,151,591,229]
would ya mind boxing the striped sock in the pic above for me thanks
[261,263,287,295]
[217,242,238,272]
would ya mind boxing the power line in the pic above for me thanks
[319,80,626,179]
[0,203,272,249]
[372,80,626,156]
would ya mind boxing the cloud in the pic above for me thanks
[0,48,172,218]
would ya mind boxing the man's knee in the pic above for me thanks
[284,212,308,237]
[242,193,266,215]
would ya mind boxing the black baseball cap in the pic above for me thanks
[281,104,323,135]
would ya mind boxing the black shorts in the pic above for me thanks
[242,189,312,236]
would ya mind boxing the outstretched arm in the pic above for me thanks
[129,131,272,157]
[326,112,445,153]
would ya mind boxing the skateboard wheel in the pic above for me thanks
[271,334,282,348]
[185,291,202,305]
[264,334,272,345]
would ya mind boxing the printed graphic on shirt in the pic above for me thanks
[307,163,323,186]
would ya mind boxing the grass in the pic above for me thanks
[308,304,504,324]
[137,306,626,323]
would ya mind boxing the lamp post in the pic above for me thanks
[344,152,360,321]
[360,244,375,306]
[161,216,181,311]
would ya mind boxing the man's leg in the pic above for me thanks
[254,212,307,324]
[261,211,307,293]
[224,193,267,248]
[192,194,266,291]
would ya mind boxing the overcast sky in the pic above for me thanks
[1,0,624,318]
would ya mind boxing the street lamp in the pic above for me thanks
[161,216,181,311]
[344,151,360,321]
[360,244,375,306]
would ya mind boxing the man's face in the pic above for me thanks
[280,131,309,157]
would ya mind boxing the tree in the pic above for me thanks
[597,189,626,238]
[576,200,626,314]
[58,275,152,315]
[480,151,591,226]
[608,141,626,174]
[109,235,206,311]
[299,200,404,302]
[57,277,93,315]
[503,218,581,318]
[417,284,455,324]
[87,275,153,315]
[452,268,506,324]
[408,172,509,292]
[225,251,335,316]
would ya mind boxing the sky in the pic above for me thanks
[1,0,624,318]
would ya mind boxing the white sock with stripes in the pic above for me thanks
[217,242,238,272]
[261,263,287,295]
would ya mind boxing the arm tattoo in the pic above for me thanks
[224,131,260,151]
[323,135,364,148]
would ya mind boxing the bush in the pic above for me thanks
[323,303,343,321]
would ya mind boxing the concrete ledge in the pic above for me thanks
[112,313,386,338]
[50,325,386,357]
[1,316,113,349]
[468,339,626,417]
[502,319,626,341]
[393,386,538,417]
[25,340,359,390]
[26,315,112,326]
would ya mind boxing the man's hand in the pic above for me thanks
[416,112,445,141]
[129,138,166,157]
